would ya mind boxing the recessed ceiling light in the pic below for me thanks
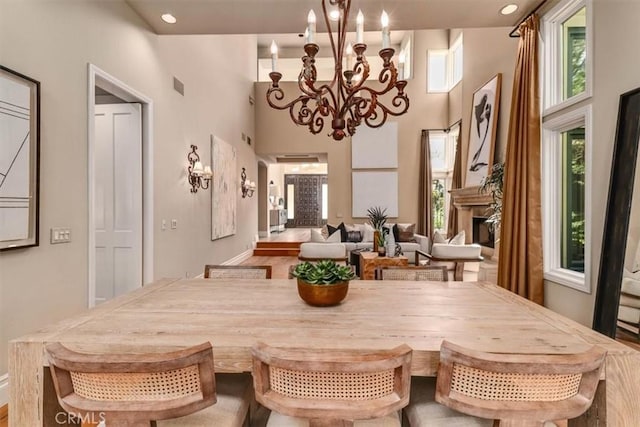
[329,9,340,21]
[500,4,519,15]
[161,13,177,24]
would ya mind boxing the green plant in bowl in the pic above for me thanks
[292,260,356,284]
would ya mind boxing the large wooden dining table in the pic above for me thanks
[9,278,640,426]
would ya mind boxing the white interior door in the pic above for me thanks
[94,103,142,305]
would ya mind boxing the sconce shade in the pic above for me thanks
[193,161,204,175]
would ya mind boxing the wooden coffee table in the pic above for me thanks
[359,251,409,280]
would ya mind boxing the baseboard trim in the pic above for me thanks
[222,249,253,266]
[0,373,8,408]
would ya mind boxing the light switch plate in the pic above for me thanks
[51,227,71,244]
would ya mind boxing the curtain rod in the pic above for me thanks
[509,0,548,38]
[422,120,462,134]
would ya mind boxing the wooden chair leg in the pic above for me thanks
[453,262,465,281]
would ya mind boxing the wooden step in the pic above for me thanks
[254,248,301,257]
[256,241,304,249]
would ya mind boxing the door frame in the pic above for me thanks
[87,64,154,308]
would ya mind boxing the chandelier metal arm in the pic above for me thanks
[266,0,410,140]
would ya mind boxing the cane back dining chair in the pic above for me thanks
[204,264,272,279]
[251,342,412,427]
[46,342,252,427]
[404,340,606,427]
[375,266,448,281]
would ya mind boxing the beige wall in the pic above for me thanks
[0,0,257,375]
[545,0,640,325]
[256,30,450,225]
[459,28,518,168]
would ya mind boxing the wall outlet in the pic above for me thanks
[50,227,71,244]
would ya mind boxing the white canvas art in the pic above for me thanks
[352,171,398,218]
[211,136,237,240]
[465,74,501,187]
[351,122,398,169]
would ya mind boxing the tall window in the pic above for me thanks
[542,0,592,292]
[430,128,458,234]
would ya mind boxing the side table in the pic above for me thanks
[359,252,409,280]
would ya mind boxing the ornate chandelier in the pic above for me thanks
[266,0,409,141]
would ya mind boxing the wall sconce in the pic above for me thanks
[187,144,212,193]
[240,167,256,198]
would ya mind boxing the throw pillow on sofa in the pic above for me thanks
[311,228,341,243]
[448,230,466,245]
[394,223,416,242]
[361,223,375,242]
[337,222,348,242]
[322,224,339,239]
[433,230,448,244]
[345,224,362,242]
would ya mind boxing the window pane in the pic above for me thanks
[563,7,586,99]
[430,134,447,171]
[428,51,447,92]
[432,179,445,232]
[321,183,328,220]
[287,184,295,219]
[452,43,463,86]
[561,127,585,272]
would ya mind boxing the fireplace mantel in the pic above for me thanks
[450,186,492,208]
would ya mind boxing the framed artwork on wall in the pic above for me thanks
[0,66,40,251]
[211,135,237,241]
[352,171,398,218]
[465,73,501,187]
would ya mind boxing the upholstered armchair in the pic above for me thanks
[416,242,483,281]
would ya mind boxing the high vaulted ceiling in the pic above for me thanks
[126,0,540,45]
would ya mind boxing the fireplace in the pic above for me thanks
[473,216,495,249]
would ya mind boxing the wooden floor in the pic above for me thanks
[259,228,312,242]
[241,255,298,278]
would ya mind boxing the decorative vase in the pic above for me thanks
[297,278,349,307]
[377,246,386,257]
[386,244,395,257]
[373,230,380,252]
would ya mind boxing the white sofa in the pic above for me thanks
[299,224,429,264]
[416,240,483,281]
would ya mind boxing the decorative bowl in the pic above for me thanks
[297,278,349,307]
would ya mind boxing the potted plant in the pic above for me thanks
[367,206,388,251]
[479,162,504,233]
[376,229,388,256]
[292,260,356,306]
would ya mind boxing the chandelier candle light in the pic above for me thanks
[266,0,409,141]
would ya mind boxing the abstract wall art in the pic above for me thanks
[211,135,237,240]
[0,66,40,250]
[465,73,501,187]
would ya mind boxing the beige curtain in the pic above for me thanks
[447,125,462,238]
[497,15,544,305]
[418,130,433,238]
